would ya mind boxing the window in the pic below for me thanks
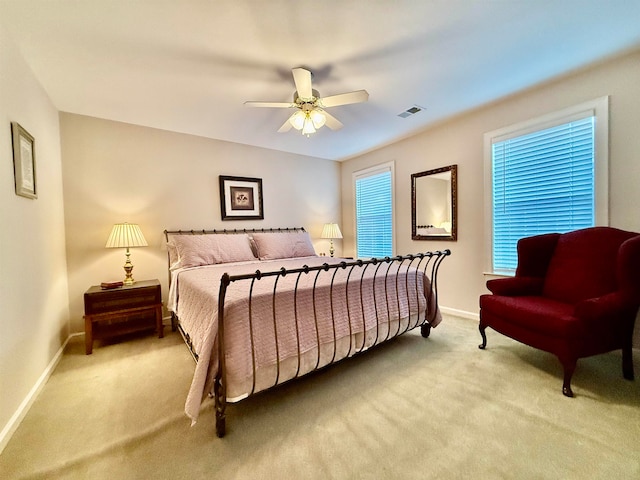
[354,162,394,258]
[484,97,609,273]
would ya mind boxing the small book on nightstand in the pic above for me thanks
[100,281,124,290]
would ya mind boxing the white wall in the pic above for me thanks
[59,114,342,333]
[341,49,640,321]
[0,24,70,449]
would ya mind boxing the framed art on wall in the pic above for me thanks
[219,175,264,220]
[11,122,37,199]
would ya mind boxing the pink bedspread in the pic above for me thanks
[170,256,440,423]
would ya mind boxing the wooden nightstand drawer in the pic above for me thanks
[84,285,161,314]
[83,279,163,354]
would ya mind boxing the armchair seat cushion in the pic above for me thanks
[480,294,584,339]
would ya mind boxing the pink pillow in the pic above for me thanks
[252,231,317,260]
[168,234,256,269]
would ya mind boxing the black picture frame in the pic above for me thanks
[219,175,264,220]
[11,122,37,199]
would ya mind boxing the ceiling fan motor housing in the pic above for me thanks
[294,89,320,108]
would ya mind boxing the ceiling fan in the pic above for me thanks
[244,67,369,136]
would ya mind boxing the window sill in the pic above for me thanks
[483,271,514,281]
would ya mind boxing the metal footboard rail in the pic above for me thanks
[213,250,450,437]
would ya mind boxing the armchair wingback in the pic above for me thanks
[479,227,640,397]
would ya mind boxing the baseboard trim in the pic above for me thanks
[0,332,80,454]
[440,305,479,322]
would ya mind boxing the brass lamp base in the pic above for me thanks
[123,247,135,285]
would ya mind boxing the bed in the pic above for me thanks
[164,227,450,437]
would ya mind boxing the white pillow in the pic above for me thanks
[168,234,256,269]
[252,231,317,260]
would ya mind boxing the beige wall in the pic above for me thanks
[60,114,342,333]
[0,24,70,448]
[341,49,640,319]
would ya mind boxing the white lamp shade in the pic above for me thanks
[302,116,316,135]
[310,109,326,129]
[289,110,306,130]
[321,223,343,239]
[105,223,148,248]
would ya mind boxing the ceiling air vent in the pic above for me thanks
[398,105,425,118]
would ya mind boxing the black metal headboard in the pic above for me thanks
[163,226,305,241]
[163,227,306,282]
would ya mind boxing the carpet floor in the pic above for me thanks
[1,315,639,479]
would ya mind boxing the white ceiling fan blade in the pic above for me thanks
[277,116,294,133]
[292,67,313,99]
[244,101,294,108]
[322,111,343,131]
[320,89,369,108]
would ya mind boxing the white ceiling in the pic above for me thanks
[2,0,640,161]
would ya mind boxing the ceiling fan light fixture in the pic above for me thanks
[302,115,316,136]
[310,109,326,129]
[289,110,306,130]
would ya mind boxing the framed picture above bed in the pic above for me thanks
[219,175,264,220]
[11,122,37,199]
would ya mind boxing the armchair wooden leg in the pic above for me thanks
[622,345,635,381]
[478,324,487,350]
[561,360,576,397]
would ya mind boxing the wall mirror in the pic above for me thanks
[411,164,457,241]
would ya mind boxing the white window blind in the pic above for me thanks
[355,166,393,258]
[492,116,595,271]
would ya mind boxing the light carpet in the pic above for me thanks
[1,315,638,479]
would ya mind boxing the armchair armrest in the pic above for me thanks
[619,235,640,296]
[574,291,638,326]
[486,276,545,296]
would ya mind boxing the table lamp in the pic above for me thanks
[105,223,148,285]
[321,223,343,257]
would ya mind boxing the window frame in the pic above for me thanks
[352,161,396,258]
[483,96,609,275]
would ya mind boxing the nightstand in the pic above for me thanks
[83,279,163,354]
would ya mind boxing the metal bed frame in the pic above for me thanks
[164,227,450,437]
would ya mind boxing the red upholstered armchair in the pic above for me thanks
[479,227,640,397]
